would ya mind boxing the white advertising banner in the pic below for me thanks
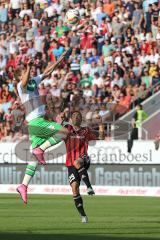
[1,184,160,197]
[0,140,158,164]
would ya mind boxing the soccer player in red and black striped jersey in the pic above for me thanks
[64,111,104,223]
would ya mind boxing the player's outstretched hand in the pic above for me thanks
[44,48,72,76]
[27,58,34,67]
[56,48,72,65]
[60,49,71,60]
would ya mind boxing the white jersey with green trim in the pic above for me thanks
[17,74,45,122]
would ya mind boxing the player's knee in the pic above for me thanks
[73,188,79,196]
[71,182,79,196]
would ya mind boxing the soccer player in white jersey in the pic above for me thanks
[16,53,69,204]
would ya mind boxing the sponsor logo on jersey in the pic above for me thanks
[27,79,37,92]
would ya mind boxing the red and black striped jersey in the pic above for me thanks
[65,124,97,167]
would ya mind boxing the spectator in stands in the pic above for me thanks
[128,104,148,152]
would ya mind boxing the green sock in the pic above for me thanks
[22,162,38,186]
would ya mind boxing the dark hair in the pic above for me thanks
[136,104,143,110]
[71,111,82,119]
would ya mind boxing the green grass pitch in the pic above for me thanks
[0,194,160,240]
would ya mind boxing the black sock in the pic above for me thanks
[78,167,92,188]
[73,194,86,217]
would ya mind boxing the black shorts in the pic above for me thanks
[68,166,80,185]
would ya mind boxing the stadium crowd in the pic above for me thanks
[0,0,160,140]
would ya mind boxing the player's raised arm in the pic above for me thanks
[42,49,71,80]
[87,115,105,140]
[87,123,105,141]
[98,124,105,140]
[72,20,90,33]
[21,59,33,88]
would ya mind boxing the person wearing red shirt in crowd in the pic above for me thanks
[48,40,56,62]
[7,66,15,79]
[0,85,12,103]
[63,111,104,223]
[4,107,13,123]
[15,53,22,68]
[140,37,151,54]
[15,43,29,68]
[80,28,95,50]
[79,14,90,26]
[100,18,108,35]
[67,72,79,84]
[58,31,69,46]
[6,54,16,70]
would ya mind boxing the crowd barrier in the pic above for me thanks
[0,140,160,196]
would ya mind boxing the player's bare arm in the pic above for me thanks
[42,50,70,80]
[21,58,33,88]
[72,19,90,33]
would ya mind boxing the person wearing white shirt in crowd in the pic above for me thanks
[0,34,8,57]
[138,50,149,65]
[124,40,134,54]
[52,0,63,14]
[83,85,93,98]
[114,49,122,66]
[75,3,85,16]
[155,28,160,40]
[44,2,55,18]
[80,58,91,75]
[148,48,159,64]
[98,104,111,120]
[92,72,104,87]
[26,21,35,42]
[10,0,22,10]
[0,54,7,69]
[111,72,124,88]
[91,3,101,22]
[19,3,33,18]
[34,29,45,53]
[90,62,99,77]
[10,0,22,17]
[50,83,61,97]
[27,41,37,57]
[9,36,18,54]
[146,32,154,42]
[31,18,40,28]
[151,22,158,40]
